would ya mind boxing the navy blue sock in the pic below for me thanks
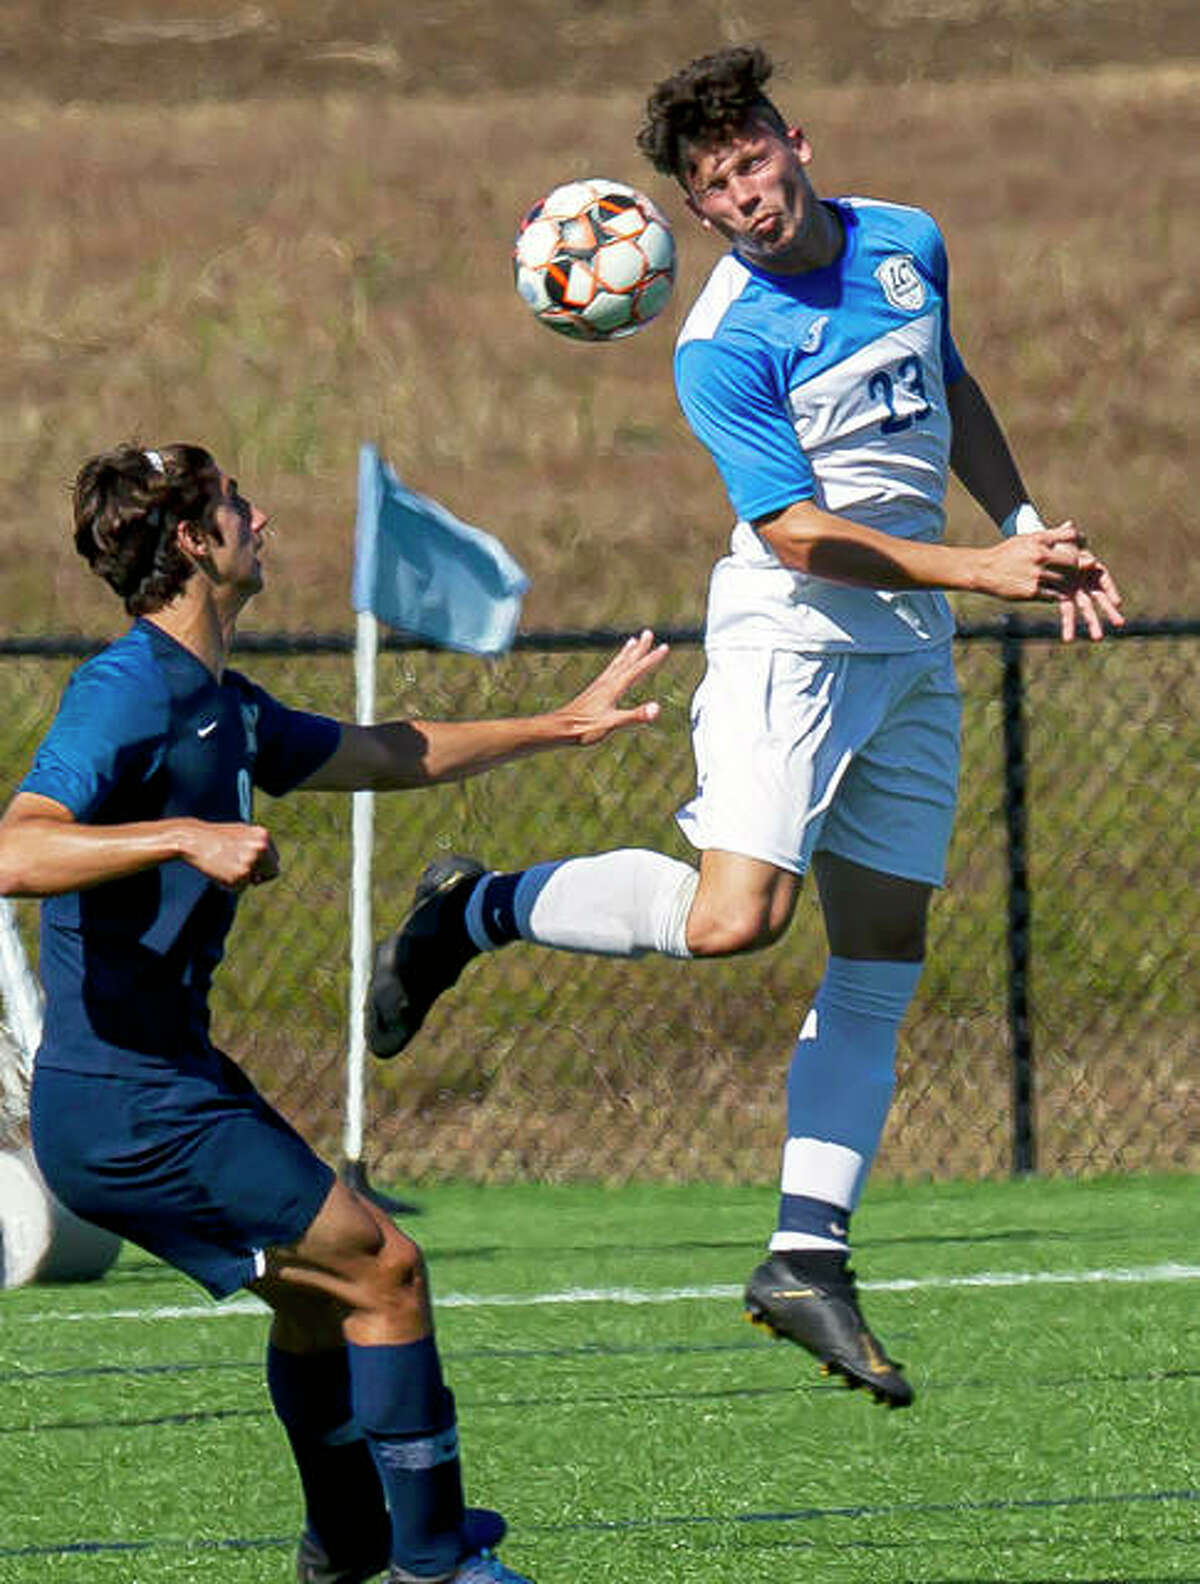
[774,1195,852,1253]
[472,871,523,948]
[348,1336,466,1580]
[266,1345,390,1567]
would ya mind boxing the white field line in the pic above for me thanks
[15,1261,1200,1325]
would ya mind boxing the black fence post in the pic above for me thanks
[1001,615,1036,1175]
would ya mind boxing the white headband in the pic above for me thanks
[143,449,165,474]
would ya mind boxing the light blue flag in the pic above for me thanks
[351,444,529,655]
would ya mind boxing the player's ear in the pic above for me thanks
[787,125,813,165]
[175,518,211,562]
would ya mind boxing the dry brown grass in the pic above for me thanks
[3,0,1197,101]
[1,12,1195,1183]
[0,5,1198,638]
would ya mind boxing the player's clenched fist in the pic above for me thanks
[179,819,280,890]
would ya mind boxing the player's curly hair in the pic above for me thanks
[73,443,224,615]
[636,44,789,184]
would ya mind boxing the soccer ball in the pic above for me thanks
[512,178,676,342]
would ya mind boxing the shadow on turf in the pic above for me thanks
[65,1224,1097,1286]
[9,1365,1200,1436]
[430,1226,1074,1263]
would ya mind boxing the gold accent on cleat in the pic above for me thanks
[859,1332,892,1377]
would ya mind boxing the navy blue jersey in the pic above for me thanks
[20,619,340,1076]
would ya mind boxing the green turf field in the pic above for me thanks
[1,1174,1196,1583]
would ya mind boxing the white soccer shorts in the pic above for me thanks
[675,643,961,884]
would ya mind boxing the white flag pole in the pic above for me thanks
[344,608,378,1177]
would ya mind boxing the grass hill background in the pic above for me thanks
[0,5,1195,1183]
[3,0,1198,101]
[0,0,1197,637]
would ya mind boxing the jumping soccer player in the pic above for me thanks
[366,46,1124,1410]
[0,442,667,1583]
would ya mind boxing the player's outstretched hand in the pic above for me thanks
[556,629,669,745]
[181,820,281,890]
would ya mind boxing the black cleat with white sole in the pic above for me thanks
[366,855,485,1058]
[744,1248,914,1408]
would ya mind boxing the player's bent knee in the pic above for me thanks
[276,1181,428,1311]
[277,1223,430,1327]
[374,1223,428,1292]
[338,1217,429,1313]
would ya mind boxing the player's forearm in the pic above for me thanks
[314,713,587,791]
[0,803,201,897]
[394,713,584,785]
[758,498,1097,606]
[756,501,990,593]
[308,634,665,790]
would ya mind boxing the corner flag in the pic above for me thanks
[343,445,529,1201]
[351,444,529,655]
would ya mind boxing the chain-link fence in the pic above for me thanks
[1,621,1195,1183]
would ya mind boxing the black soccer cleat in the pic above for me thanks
[366,854,486,1058]
[296,1531,389,1584]
[743,1248,914,1408]
[297,1508,507,1584]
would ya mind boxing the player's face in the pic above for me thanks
[210,472,268,599]
[684,117,820,270]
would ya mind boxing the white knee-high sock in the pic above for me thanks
[464,849,696,958]
[770,955,922,1253]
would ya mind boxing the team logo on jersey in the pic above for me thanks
[874,254,926,312]
[799,313,829,354]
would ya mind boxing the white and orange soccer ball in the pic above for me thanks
[512,178,676,342]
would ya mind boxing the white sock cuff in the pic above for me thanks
[778,1137,862,1207]
[653,860,697,958]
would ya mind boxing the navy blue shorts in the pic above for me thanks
[30,1052,336,1299]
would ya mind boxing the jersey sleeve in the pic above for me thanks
[232,675,341,797]
[19,652,169,820]
[674,336,815,523]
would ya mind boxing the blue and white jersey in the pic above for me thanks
[20,619,340,1077]
[675,197,966,652]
